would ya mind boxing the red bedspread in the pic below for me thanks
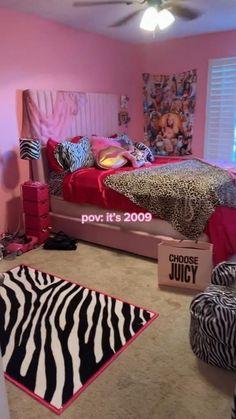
[63,158,236,265]
[63,158,178,213]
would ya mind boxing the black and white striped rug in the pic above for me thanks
[0,265,158,414]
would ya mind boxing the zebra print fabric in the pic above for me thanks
[133,142,155,163]
[211,261,236,287]
[0,265,157,413]
[48,171,64,196]
[190,285,236,370]
[54,137,94,172]
[19,139,40,160]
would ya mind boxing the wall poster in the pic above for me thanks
[142,69,197,156]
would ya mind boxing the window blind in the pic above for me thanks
[204,57,236,162]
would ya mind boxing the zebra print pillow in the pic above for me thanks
[133,142,155,162]
[54,137,94,172]
[130,147,150,167]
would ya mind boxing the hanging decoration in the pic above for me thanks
[118,95,130,127]
[142,69,197,156]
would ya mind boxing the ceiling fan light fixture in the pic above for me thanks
[157,9,175,30]
[139,6,159,31]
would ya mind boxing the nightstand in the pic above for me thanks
[22,181,51,244]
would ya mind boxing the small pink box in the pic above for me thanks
[23,200,49,216]
[22,182,49,202]
[25,213,51,230]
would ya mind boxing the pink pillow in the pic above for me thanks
[90,136,151,169]
[47,138,64,173]
[96,146,128,169]
[90,136,122,158]
[90,136,126,169]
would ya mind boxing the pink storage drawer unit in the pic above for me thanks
[25,228,50,244]
[25,213,51,230]
[23,200,49,216]
[22,182,49,202]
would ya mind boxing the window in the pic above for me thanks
[204,57,236,163]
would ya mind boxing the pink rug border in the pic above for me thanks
[2,263,159,415]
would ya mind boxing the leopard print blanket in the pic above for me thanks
[104,159,236,239]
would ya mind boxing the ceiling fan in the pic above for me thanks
[73,0,202,29]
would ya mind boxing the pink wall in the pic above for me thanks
[0,8,142,234]
[139,30,236,157]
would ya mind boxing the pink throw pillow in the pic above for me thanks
[90,136,126,169]
[90,136,122,158]
[47,138,64,173]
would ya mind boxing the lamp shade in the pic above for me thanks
[19,138,41,160]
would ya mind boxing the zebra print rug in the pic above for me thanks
[0,265,158,414]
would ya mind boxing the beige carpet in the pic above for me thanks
[1,242,235,419]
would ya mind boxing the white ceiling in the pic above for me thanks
[0,0,236,43]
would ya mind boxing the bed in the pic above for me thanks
[31,147,199,257]
[22,88,236,264]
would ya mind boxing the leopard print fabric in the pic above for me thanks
[104,159,236,239]
[48,171,65,196]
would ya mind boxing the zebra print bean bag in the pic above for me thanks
[211,261,236,287]
[190,285,236,370]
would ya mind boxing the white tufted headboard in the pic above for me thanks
[22,89,129,183]
[21,89,126,143]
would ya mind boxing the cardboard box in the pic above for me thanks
[158,239,213,291]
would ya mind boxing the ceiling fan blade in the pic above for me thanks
[73,1,138,6]
[161,3,202,20]
[110,9,143,27]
